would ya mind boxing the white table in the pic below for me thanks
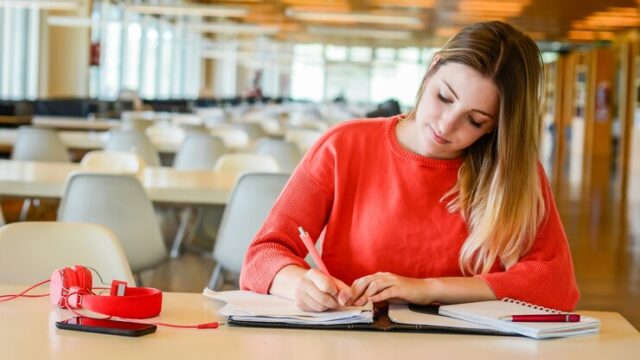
[0,285,638,359]
[32,116,121,131]
[0,159,235,205]
[0,128,182,154]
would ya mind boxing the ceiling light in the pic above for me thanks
[188,23,280,35]
[307,26,412,40]
[0,0,78,10]
[124,4,248,18]
[286,8,423,27]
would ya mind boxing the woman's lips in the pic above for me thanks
[429,125,450,144]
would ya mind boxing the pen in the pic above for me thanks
[298,226,331,276]
[499,314,581,322]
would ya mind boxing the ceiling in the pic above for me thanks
[192,0,640,47]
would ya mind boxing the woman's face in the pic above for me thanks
[414,61,499,159]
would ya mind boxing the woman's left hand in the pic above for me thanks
[349,272,434,306]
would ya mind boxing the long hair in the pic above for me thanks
[408,21,546,274]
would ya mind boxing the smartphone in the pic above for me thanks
[56,317,157,337]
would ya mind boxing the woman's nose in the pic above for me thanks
[439,110,461,134]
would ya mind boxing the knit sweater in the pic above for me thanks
[240,116,580,311]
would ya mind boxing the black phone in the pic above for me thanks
[56,317,157,337]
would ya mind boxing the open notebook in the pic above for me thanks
[438,299,600,339]
[204,290,511,336]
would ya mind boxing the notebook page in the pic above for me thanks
[204,289,373,323]
[438,300,600,339]
[388,304,504,331]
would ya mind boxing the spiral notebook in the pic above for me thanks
[438,299,600,339]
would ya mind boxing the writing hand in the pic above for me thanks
[293,268,352,312]
[350,272,433,306]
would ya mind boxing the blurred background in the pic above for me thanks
[0,0,638,330]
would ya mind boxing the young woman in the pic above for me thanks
[240,21,579,312]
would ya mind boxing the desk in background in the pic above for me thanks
[0,159,234,205]
[0,285,638,359]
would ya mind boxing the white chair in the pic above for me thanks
[11,127,70,220]
[105,129,161,167]
[214,153,280,181]
[255,138,302,174]
[145,124,186,151]
[284,128,323,154]
[0,222,135,285]
[234,122,266,140]
[208,126,250,151]
[11,126,70,162]
[80,150,145,174]
[169,134,227,257]
[173,134,226,171]
[208,173,290,290]
[57,172,167,274]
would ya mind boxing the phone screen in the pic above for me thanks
[56,317,157,337]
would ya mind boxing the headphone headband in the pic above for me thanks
[50,265,162,319]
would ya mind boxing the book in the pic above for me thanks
[438,299,601,339]
[203,289,513,335]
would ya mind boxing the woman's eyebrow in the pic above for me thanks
[442,80,495,120]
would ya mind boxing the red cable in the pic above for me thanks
[0,280,50,302]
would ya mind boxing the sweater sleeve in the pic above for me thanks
[479,166,580,312]
[239,132,337,294]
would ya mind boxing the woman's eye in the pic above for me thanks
[437,93,452,103]
[468,116,482,128]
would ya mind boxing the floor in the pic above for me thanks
[2,151,638,331]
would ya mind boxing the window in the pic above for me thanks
[0,7,39,99]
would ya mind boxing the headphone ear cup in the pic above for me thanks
[73,265,93,291]
[49,267,78,307]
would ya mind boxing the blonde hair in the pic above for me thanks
[408,21,546,274]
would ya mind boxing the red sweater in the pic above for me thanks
[240,116,580,311]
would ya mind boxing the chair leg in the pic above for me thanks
[208,264,223,290]
[170,207,194,258]
[19,198,32,221]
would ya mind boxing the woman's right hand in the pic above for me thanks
[293,268,353,312]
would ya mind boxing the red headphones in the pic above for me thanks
[49,265,162,319]
[0,264,219,329]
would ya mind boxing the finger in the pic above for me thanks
[334,279,353,306]
[369,287,398,303]
[295,287,330,312]
[349,275,376,303]
[306,269,339,297]
[306,284,340,309]
[355,278,392,306]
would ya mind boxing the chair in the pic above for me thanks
[173,134,226,171]
[234,122,266,140]
[169,133,227,257]
[255,138,302,174]
[11,127,71,220]
[0,222,135,285]
[105,129,160,167]
[214,153,280,181]
[11,126,70,162]
[284,128,323,154]
[208,173,290,290]
[145,124,186,151]
[57,172,167,274]
[80,150,145,174]
[208,126,250,151]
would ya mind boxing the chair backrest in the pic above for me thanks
[213,173,289,275]
[284,128,323,154]
[234,122,266,140]
[145,124,186,150]
[174,134,227,170]
[80,150,145,174]
[255,138,302,174]
[57,173,167,273]
[0,222,135,285]
[11,126,70,162]
[208,126,250,150]
[213,153,280,181]
[105,129,160,167]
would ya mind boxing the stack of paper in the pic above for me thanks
[204,289,374,325]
